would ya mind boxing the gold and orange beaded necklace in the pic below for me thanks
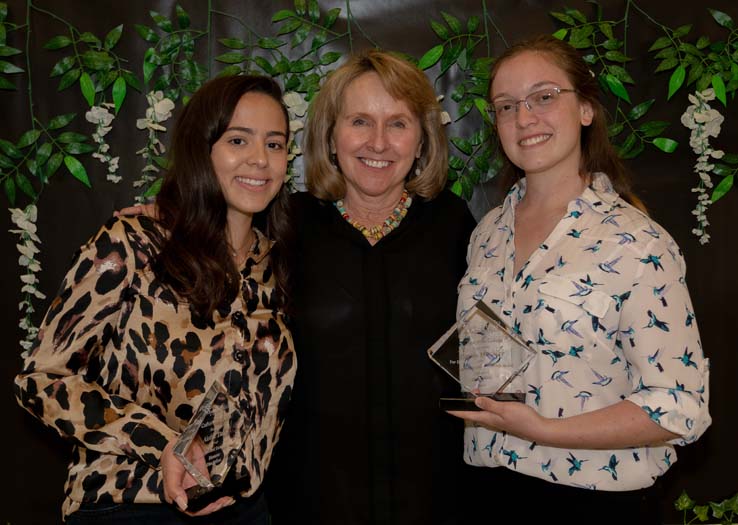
[334,189,412,242]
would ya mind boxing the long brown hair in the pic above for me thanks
[305,49,448,200]
[489,34,646,212]
[154,75,294,319]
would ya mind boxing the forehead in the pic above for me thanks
[228,91,286,128]
[491,51,570,97]
[340,72,415,116]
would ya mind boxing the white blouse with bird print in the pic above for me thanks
[457,172,711,490]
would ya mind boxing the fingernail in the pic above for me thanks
[175,495,188,511]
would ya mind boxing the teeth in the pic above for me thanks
[236,177,267,186]
[519,135,551,146]
[361,158,391,168]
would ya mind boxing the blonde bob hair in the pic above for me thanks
[305,49,448,201]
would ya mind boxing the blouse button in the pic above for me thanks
[233,349,245,363]
[232,311,245,322]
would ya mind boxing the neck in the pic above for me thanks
[521,169,589,213]
[343,185,406,225]
[226,212,254,259]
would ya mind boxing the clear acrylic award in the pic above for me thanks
[428,300,536,409]
[172,380,252,501]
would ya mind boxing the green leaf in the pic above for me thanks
[653,137,678,153]
[667,65,685,99]
[59,68,81,90]
[36,142,52,165]
[720,153,738,165]
[277,18,302,36]
[3,176,16,205]
[0,2,6,23]
[604,50,631,63]
[65,142,96,154]
[0,59,23,74]
[0,138,22,159]
[608,65,634,84]
[604,73,631,103]
[552,28,568,40]
[112,75,126,114]
[672,24,691,38]
[618,133,638,156]
[621,141,644,159]
[79,72,95,106]
[0,76,14,90]
[638,120,670,138]
[467,15,480,33]
[649,36,671,52]
[143,60,156,84]
[308,0,319,23]
[81,50,114,70]
[17,129,41,148]
[695,36,710,50]
[215,52,245,64]
[599,22,614,40]
[550,11,575,25]
[257,37,285,50]
[63,155,91,187]
[0,152,13,168]
[711,74,727,106]
[15,173,35,198]
[418,45,444,70]
[451,136,472,155]
[709,8,735,30]
[564,7,587,23]
[602,39,621,51]
[44,35,72,50]
[57,132,88,144]
[50,56,75,77]
[450,179,462,196]
[253,56,274,74]
[143,177,163,197]
[711,174,733,203]
[135,24,160,43]
[712,164,734,177]
[79,32,101,47]
[431,20,450,40]
[46,152,63,179]
[219,37,247,50]
[0,45,21,57]
[474,97,490,121]
[294,0,306,16]
[628,98,656,120]
[319,51,342,65]
[272,9,295,22]
[655,56,678,73]
[150,10,173,32]
[104,24,123,50]
[290,59,314,73]
[121,70,142,92]
[175,4,190,29]
[654,47,676,60]
[441,12,462,35]
[608,122,624,137]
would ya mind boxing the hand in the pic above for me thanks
[114,202,158,219]
[160,439,235,516]
[447,396,547,442]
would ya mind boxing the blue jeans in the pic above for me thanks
[66,492,269,525]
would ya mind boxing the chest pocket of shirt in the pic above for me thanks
[536,276,618,356]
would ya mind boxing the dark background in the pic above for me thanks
[2,1,736,523]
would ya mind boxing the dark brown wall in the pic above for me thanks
[2,1,736,523]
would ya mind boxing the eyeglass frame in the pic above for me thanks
[488,86,578,122]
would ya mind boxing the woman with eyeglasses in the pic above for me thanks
[450,34,711,524]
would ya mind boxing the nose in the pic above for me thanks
[515,101,538,127]
[367,125,387,152]
[247,145,267,168]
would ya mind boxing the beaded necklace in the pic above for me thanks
[334,189,412,242]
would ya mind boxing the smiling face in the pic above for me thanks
[210,91,288,227]
[491,51,593,179]
[332,72,423,204]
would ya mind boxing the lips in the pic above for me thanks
[519,134,552,146]
[235,176,268,187]
[360,158,391,169]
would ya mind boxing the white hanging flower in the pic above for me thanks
[436,94,452,125]
[134,91,176,198]
[681,88,726,245]
[283,91,308,117]
[86,103,121,183]
[9,204,46,357]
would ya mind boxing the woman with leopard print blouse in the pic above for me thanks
[14,75,296,524]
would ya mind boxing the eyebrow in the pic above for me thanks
[491,81,562,101]
[225,126,288,138]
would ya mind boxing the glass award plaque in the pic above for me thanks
[173,380,252,500]
[428,300,536,408]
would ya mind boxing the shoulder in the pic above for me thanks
[85,215,162,268]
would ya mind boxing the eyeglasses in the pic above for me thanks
[489,87,577,122]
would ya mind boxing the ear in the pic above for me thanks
[579,100,594,127]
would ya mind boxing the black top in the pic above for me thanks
[266,190,477,525]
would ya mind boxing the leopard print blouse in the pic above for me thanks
[14,215,296,519]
